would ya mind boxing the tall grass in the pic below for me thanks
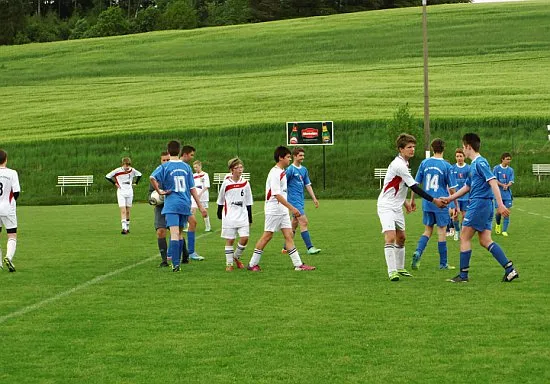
[4,117,549,205]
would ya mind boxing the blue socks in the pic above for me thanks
[488,242,512,272]
[188,231,195,254]
[503,217,510,232]
[301,230,313,249]
[170,240,180,266]
[416,235,429,256]
[438,241,448,267]
[459,250,472,278]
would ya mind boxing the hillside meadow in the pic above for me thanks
[0,0,549,203]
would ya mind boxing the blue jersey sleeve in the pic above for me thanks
[477,159,495,182]
[415,162,425,184]
[303,167,311,186]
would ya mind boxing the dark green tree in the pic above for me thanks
[0,0,28,45]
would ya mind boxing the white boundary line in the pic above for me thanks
[0,231,215,324]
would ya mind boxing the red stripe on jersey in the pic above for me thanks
[266,189,272,201]
[9,189,14,203]
[279,171,286,180]
[224,201,228,215]
[194,173,205,179]
[113,169,133,178]
[384,176,402,196]
[225,181,248,192]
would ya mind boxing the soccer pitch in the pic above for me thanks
[1,199,549,383]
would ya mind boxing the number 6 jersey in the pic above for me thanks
[217,175,253,228]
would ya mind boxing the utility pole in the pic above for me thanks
[422,0,430,159]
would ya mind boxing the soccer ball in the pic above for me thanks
[149,190,164,206]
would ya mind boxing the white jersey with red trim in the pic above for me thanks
[0,167,20,216]
[216,175,253,228]
[106,167,142,197]
[377,155,417,210]
[193,172,210,202]
[265,166,288,216]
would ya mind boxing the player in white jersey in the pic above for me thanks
[191,160,212,232]
[248,146,315,272]
[377,134,445,281]
[0,149,20,272]
[106,157,142,234]
[216,158,253,271]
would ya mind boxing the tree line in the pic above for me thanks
[0,0,469,45]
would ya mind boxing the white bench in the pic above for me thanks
[374,167,412,189]
[213,172,250,193]
[532,164,550,182]
[57,175,94,196]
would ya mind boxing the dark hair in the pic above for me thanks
[228,157,243,170]
[0,149,7,165]
[292,147,305,157]
[455,148,464,155]
[501,152,512,161]
[160,151,169,157]
[430,138,445,154]
[274,146,291,162]
[396,133,416,149]
[181,145,196,156]
[167,140,181,156]
[462,133,481,152]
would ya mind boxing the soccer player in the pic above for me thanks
[150,141,207,272]
[216,158,253,271]
[180,146,204,261]
[150,151,171,267]
[282,147,321,255]
[248,146,315,272]
[493,152,514,237]
[105,157,142,234]
[410,138,457,270]
[192,160,212,232]
[377,134,446,282]
[451,148,470,241]
[0,149,20,272]
[443,133,519,283]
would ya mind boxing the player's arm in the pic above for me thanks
[13,191,20,200]
[445,184,470,203]
[190,187,208,217]
[105,176,117,187]
[305,184,319,208]
[408,183,445,208]
[274,194,300,217]
[134,175,142,185]
[217,205,223,220]
[489,179,510,217]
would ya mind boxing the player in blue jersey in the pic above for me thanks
[443,133,519,283]
[282,147,321,255]
[150,151,170,267]
[493,152,514,237]
[410,139,457,270]
[450,148,470,241]
[150,141,207,272]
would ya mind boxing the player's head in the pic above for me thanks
[0,149,7,165]
[292,147,305,163]
[462,133,481,155]
[396,133,416,149]
[121,157,131,170]
[430,138,445,154]
[228,157,244,176]
[501,152,512,164]
[167,140,181,157]
[160,151,170,164]
[192,160,202,172]
[455,148,465,164]
[274,146,292,165]
[180,145,196,162]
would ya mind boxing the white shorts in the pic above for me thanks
[0,213,17,230]
[192,200,209,209]
[264,214,292,232]
[117,190,133,208]
[377,208,405,233]
[221,226,250,240]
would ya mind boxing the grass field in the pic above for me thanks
[1,1,550,143]
[1,199,549,383]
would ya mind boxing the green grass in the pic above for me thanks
[1,199,549,383]
[0,1,550,143]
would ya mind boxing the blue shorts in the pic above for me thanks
[165,213,189,228]
[422,211,450,227]
[494,199,513,209]
[457,200,468,212]
[463,199,493,232]
[288,200,305,216]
